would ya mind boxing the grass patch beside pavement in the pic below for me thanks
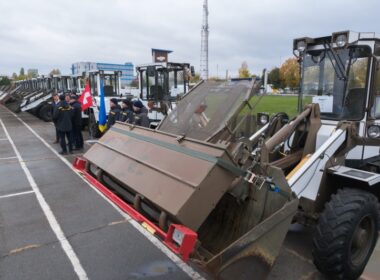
[248,95,312,118]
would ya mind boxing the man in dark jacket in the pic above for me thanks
[52,92,60,143]
[132,100,150,128]
[53,94,74,155]
[70,94,84,150]
[107,98,121,129]
[120,99,134,123]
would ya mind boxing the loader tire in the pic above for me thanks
[89,122,102,138]
[88,113,102,138]
[38,104,53,122]
[312,188,379,280]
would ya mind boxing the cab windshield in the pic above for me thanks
[301,46,370,120]
[159,80,252,141]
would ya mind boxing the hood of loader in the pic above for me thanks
[84,123,238,230]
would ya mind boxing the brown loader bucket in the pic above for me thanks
[84,123,238,231]
[83,80,299,279]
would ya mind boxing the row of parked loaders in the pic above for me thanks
[76,31,380,280]
[2,31,380,279]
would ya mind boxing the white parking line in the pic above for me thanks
[0,190,35,199]
[0,138,8,141]
[2,107,205,280]
[0,118,88,280]
[0,156,17,160]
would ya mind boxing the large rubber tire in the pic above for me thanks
[29,104,43,116]
[38,104,53,122]
[312,188,379,280]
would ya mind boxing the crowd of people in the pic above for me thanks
[107,98,150,128]
[52,93,150,155]
[52,92,84,155]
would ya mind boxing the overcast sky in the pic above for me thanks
[1,0,380,77]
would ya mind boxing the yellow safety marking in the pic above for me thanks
[286,154,312,181]
[141,222,156,235]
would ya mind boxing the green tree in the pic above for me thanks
[280,58,300,89]
[0,76,11,86]
[238,61,251,78]
[15,67,27,80]
[49,69,61,76]
[208,76,224,81]
[12,73,17,80]
[190,73,201,83]
[27,69,38,78]
[268,67,282,89]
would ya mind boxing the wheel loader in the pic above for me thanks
[135,62,193,127]
[75,30,380,280]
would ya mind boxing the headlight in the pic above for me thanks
[296,40,307,53]
[368,125,380,138]
[293,37,314,53]
[257,113,269,125]
[332,31,349,48]
[336,34,347,47]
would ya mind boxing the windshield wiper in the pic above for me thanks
[322,41,347,81]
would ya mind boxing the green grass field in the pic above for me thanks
[249,95,312,118]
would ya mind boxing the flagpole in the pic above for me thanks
[89,109,93,139]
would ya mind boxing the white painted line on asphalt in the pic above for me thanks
[0,156,17,160]
[3,107,206,280]
[0,138,8,141]
[0,118,89,280]
[0,190,35,199]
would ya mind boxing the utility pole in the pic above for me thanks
[200,0,209,80]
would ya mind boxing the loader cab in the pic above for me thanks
[52,75,62,93]
[72,74,85,94]
[61,75,73,93]
[37,77,45,90]
[43,77,52,91]
[136,62,192,102]
[296,32,377,126]
[27,80,34,91]
[88,70,121,97]
[31,79,38,91]
[136,62,192,125]
[85,70,122,137]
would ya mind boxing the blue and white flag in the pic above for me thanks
[98,79,107,132]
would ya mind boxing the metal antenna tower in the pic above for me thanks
[200,0,209,80]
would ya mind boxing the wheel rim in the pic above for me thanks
[350,214,376,267]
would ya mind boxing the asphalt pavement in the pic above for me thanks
[0,106,200,280]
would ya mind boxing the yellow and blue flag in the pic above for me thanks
[98,79,107,132]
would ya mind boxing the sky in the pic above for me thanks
[1,0,380,77]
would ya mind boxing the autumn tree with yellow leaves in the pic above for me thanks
[239,61,251,78]
[280,58,300,89]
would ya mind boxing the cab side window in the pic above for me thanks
[371,61,380,118]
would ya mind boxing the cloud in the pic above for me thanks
[0,0,380,77]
